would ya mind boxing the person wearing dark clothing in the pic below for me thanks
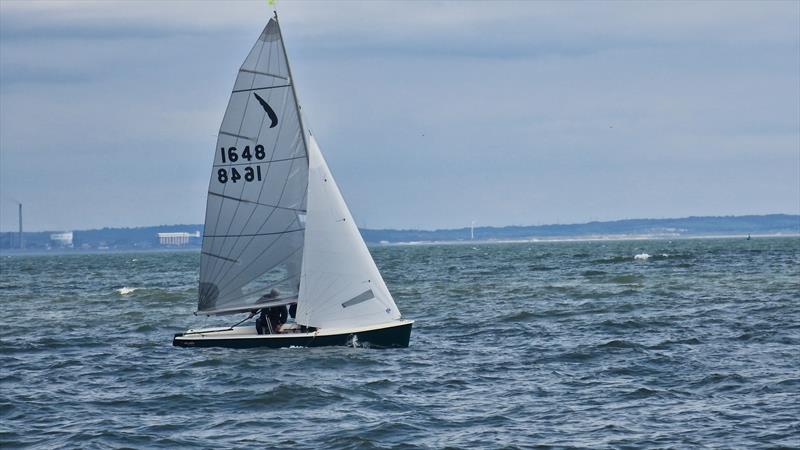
[255,309,268,335]
[277,305,288,325]
[265,306,288,333]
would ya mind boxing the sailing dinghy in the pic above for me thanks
[173,14,413,349]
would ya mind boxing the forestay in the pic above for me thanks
[296,135,402,328]
[198,18,308,315]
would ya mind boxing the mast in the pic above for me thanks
[274,12,310,163]
[274,11,312,312]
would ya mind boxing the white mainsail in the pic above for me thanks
[296,135,402,328]
[198,18,308,315]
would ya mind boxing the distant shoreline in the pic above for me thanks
[0,246,201,257]
[2,232,798,256]
[1,214,797,252]
[376,232,800,247]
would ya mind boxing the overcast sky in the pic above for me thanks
[1,0,798,232]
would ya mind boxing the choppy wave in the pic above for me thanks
[1,237,799,448]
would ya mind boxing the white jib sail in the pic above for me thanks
[296,134,402,329]
[198,18,308,315]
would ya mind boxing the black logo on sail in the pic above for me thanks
[253,92,279,128]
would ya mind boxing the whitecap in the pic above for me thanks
[116,287,138,295]
[634,253,651,260]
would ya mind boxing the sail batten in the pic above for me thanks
[238,68,288,79]
[232,85,292,93]
[201,252,239,263]
[204,229,304,238]
[207,191,306,211]
[218,131,256,141]
[212,155,306,167]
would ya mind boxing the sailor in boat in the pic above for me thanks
[255,289,284,334]
[269,305,288,332]
[255,309,269,335]
[255,305,288,334]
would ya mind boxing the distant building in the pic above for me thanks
[158,231,200,246]
[50,232,74,248]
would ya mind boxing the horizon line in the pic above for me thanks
[3,212,798,234]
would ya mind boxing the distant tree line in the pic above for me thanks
[360,214,800,243]
[1,215,797,251]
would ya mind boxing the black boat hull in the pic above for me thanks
[173,320,413,349]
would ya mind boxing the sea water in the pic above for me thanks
[1,237,798,448]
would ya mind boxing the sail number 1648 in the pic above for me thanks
[220,145,266,163]
[217,145,265,184]
[218,166,262,184]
